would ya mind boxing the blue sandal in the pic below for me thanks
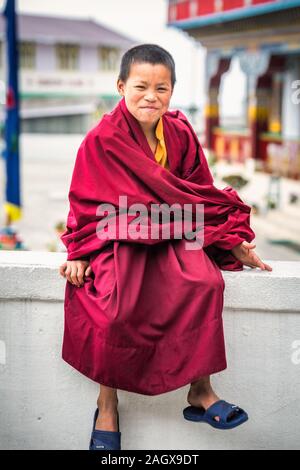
[89,408,122,450]
[183,400,248,430]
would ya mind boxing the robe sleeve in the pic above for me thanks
[203,213,255,271]
[198,146,256,271]
[61,207,91,262]
[60,136,104,261]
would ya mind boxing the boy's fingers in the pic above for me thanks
[61,261,92,285]
[59,262,67,276]
[244,255,272,271]
[264,263,273,271]
[242,241,256,249]
[248,250,265,270]
[70,265,80,286]
[246,263,257,269]
[256,260,266,270]
[245,254,263,269]
[252,256,272,271]
[65,266,72,284]
[77,265,85,286]
[85,265,92,276]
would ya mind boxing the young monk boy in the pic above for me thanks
[59,44,272,450]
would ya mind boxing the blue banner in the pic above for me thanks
[2,0,21,223]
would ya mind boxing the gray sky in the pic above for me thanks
[0,0,245,113]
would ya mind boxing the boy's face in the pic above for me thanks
[117,62,173,130]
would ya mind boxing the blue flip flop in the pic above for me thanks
[89,408,122,450]
[183,400,248,430]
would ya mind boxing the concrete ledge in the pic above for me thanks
[0,250,299,311]
[1,250,300,450]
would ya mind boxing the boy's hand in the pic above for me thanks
[59,259,92,287]
[231,241,273,271]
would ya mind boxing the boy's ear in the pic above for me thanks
[117,80,125,96]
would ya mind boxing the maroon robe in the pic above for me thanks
[60,97,255,395]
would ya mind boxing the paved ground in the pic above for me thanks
[1,134,300,262]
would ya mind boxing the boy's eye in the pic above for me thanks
[135,86,167,91]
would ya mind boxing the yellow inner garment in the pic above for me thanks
[154,116,169,170]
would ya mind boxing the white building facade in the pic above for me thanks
[0,13,137,133]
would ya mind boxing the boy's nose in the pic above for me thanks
[144,93,157,101]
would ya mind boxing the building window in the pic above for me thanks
[19,41,36,69]
[98,46,119,71]
[56,43,79,70]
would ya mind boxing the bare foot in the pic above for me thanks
[95,404,119,432]
[187,387,222,422]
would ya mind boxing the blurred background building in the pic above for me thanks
[0,12,136,134]
[167,0,300,180]
[0,0,299,259]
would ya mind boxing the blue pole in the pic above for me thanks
[2,0,21,225]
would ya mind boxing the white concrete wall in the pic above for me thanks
[0,250,300,450]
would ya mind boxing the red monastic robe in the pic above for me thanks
[60,97,255,396]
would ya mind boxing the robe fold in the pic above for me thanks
[60,96,255,395]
